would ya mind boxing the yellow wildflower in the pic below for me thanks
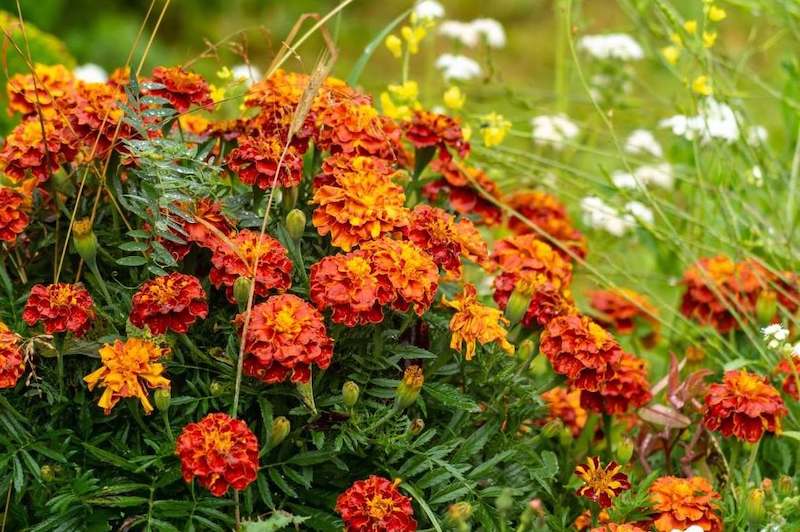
[661,46,681,65]
[385,34,403,58]
[708,5,727,22]
[670,32,683,46]
[684,20,698,34]
[480,112,512,147]
[461,124,472,142]
[703,31,717,48]
[401,25,427,54]
[216,66,232,80]
[388,80,419,103]
[443,86,466,110]
[692,75,713,96]
[209,84,226,105]
[380,92,412,121]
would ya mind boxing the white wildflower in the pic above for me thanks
[625,129,663,158]
[73,63,108,84]
[748,165,764,187]
[435,54,482,81]
[580,196,636,236]
[612,163,673,190]
[747,125,768,146]
[763,324,791,351]
[625,201,654,224]
[612,171,639,189]
[577,33,644,61]
[531,114,580,150]
[470,18,506,48]
[231,64,262,87]
[438,20,480,47]
[413,0,445,20]
[660,97,739,144]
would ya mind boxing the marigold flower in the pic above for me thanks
[6,63,75,117]
[237,294,333,384]
[506,191,588,259]
[590,524,647,532]
[539,314,622,391]
[129,273,208,335]
[774,271,800,314]
[580,352,652,414]
[541,386,586,437]
[176,412,259,496]
[703,369,786,442]
[23,283,95,337]
[442,283,514,360]
[335,476,417,532]
[493,271,574,328]
[146,66,213,113]
[309,252,388,327]
[67,80,130,160]
[210,230,293,302]
[0,322,24,389]
[361,238,439,316]
[575,457,630,508]
[314,152,397,189]
[0,116,78,183]
[314,100,402,160]
[649,476,722,532]
[227,134,304,190]
[589,288,659,343]
[425,156,502,225]
[161,197,234,259]
[84,338,170,414]
[575,510,610,531]
[311,156,408,251]
[0,186,29,242]
[404,109,469,157]
[493,234,573,290]
[776,357,800,399]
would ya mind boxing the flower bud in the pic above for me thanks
[745,488,766,524]
[72,218,98,264]
[541,419,563,439]
[530,353,550,376]
[505,285,531,325]
[558,427,573,447]
[154,388,171,411]
[409,418,425,435]
[778,475,794,497]
[762,478,773,495]
[269,416,290,448]
[342,381,360,408]
[282,185,299,211]
[232,276,252,309]
[395,365,424,409]
[209,381,225,397]
[447,502,473,523]
[614,437,634,465]
[756,290,778,324]
[516,339,534,364]
[285,208,306,241]
[495,487,513,514]
[41,465,56,482]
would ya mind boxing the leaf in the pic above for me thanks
[118,241,150,252]
[638,404,691,428]
[392,344,438,360]
[286,450,336,466]
[241,511,309,532]
[268,468,298,498]
[116,256,148,267]
[85,496,149,508]
[400,483,443,532]
[424,383,480,412]
[81,442,139,472]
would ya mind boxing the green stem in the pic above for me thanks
[54,333,65,397]
[162,410,175,441]
[743,440,760,486]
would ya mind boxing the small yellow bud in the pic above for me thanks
[448,502,473,523]
[745,488,766,524]
[708,5,727,22]
[461,124,472,143]
[385,34,403,58]
[684,20,698,34]
[269,417,291,448]
[778,475,794,497]
[443,86,466,110]
[396,365,424,409]
[703,31,717,48]
[401,25,427,54]
[209,381,225,397]
[691,75,713,96]
[154,388,171,412]
[72,218,98,264]
[661,45,681,65]
[342,381,360,408]
[233,276,253,309]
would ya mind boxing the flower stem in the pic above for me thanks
[743,440,760,486]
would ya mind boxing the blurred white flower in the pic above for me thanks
[748,165,764,187]
[660,98,739,144]
[435,54,482,81]
[470,18,506,48]
[231,64,262,87]
[747,125,768,146]
[625,129,663,158]
[73,63,108,83]
[612,164,672,190]
[625,201,654,224]
[577,33,644,61]
[763,324,791,350]
[413,0,445,20]
[580,196,635,236]
[439,20,480,47]
[612,170,639,189]
[531,114,580,150]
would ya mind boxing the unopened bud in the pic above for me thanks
[614,437,634,465]
[541,419,563,439]
[395,365,424,409]
[517,339,534,364]
[41,464,56,482]
[530,353,550,376]
[285,208,306,241]
[283,186,299,211]
[745,488,766,524]
[756,290,778,324]
[154,388,171,411]
[495,487,513,514]
[72,218,98,264]
[778,475,794,497]
[269,416,290,448]
[209,381,225,397]
[558,427,573,447]
[342,381,360,408]
[447,502,473,523]
[232,276,252,309]
[505,285,531,325]
[409,418,425,435]
[762,478,773,495]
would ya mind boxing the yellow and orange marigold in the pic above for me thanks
[237,294,333,384]
[0,186,29,242]
[506,190,588,260]
[0,322,24,389]
[84,337,170,414]
[176,412,259,496]
[403,109,469,157]
[129,272,208,335]
[227,134,304,190]
[580,352,652,414]
[6,63,75,117]
[335,476,417,532]
[541,386,587,437]
[146,66,213,113]
[703,369,786,442]
[575,457,630,508]
[648,476,722,532]
[425,156,503,226]
[314,100,401,160]
[67,80,131,160]
[442,283,514,360]
[493,233,573,288]
[0,116,78,183]
[23,283,95,337]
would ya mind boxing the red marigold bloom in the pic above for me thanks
[22,283,95,337]
[0,116,78,183]
[309,252,388,327]
[776,356,800,400]
[161,197,234,260]
[83,338,170,414]
[703,369,786,442]
[360,238,439,316]
[425,157,502,225]
[589,288,659,343]
[227,134,304,190]
[575,457,630,508]
[311,155,408,251]
[541,386,586,437]
[176,412,259,497]
[0,322,24,389]
[0,186,29,242]
[493,271,574,328]
[441,283,514,360]
[237,294,333,384]
[335,476,417,532]
[539,315,623,391]
[580,352,652,414]
[404,109,469,157]
[681,256,770,333]
[314,100,401,160]
[146,66,213,113]
[649,476,722,532]
[506,190,588,260]
[493,234,573,290]
[210,230,293,302]
[6,64,75,117]
[130,273,208,335]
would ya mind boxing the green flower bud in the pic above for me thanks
[342,381,360,408]
[41,464,56,482]
[495,487,513,514]
[232,276,252,309]
[395,366,424,409]
[517,339,534,364]
[209,381,225,397]
[447,502,473,523]
[756,290,778,324]
[505,285,532,325]
[269,416,290,448]
[778,475,794,497]
[614,437,634,465]
[285,208,306,241]
[283,185,299,211]
[745,488,766,524]
[558,427,574,447]
[530,353,550,376]
[72,218,98,264]
[154,388,171,411]
[541,419,563,439]
[409,418,425,435]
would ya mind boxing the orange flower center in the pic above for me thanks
[366,494,396,520]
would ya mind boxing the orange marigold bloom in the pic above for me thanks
[237,294,333,384]
[83,338,169,414]
[0,186,29,242]
[541,386,586,437]
[776,356,800,400]
[6,63,75,117]
[335,476,417,532]
[575,457,630,508]
[210,230,293,302]
[703,369,786,442]
[0,116,78,183]
[227,134,304,190]
[161,197,234,260]
[539,315,622,392]
[580,352,652,414]
[23,283,95,337]
[0,322,24,389]
[314,152,396,189]
[311,155,408,251]
[589,288,659,342]
[314,100,402,160]
[575,510,610,531]
[442,283,514,360]
[404,110,469,157]
[361,238,439,316]
[309,252,389,327]
[590,524,647,532]
[129,273,208,335]
[146,66,213,113]
[649,476,722,532]
[67,81,130,160]
[506,190,588,259]
[493,234,573,288]
[425,156,502,225]
[493,271,574,328]
[176,412,259,497]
